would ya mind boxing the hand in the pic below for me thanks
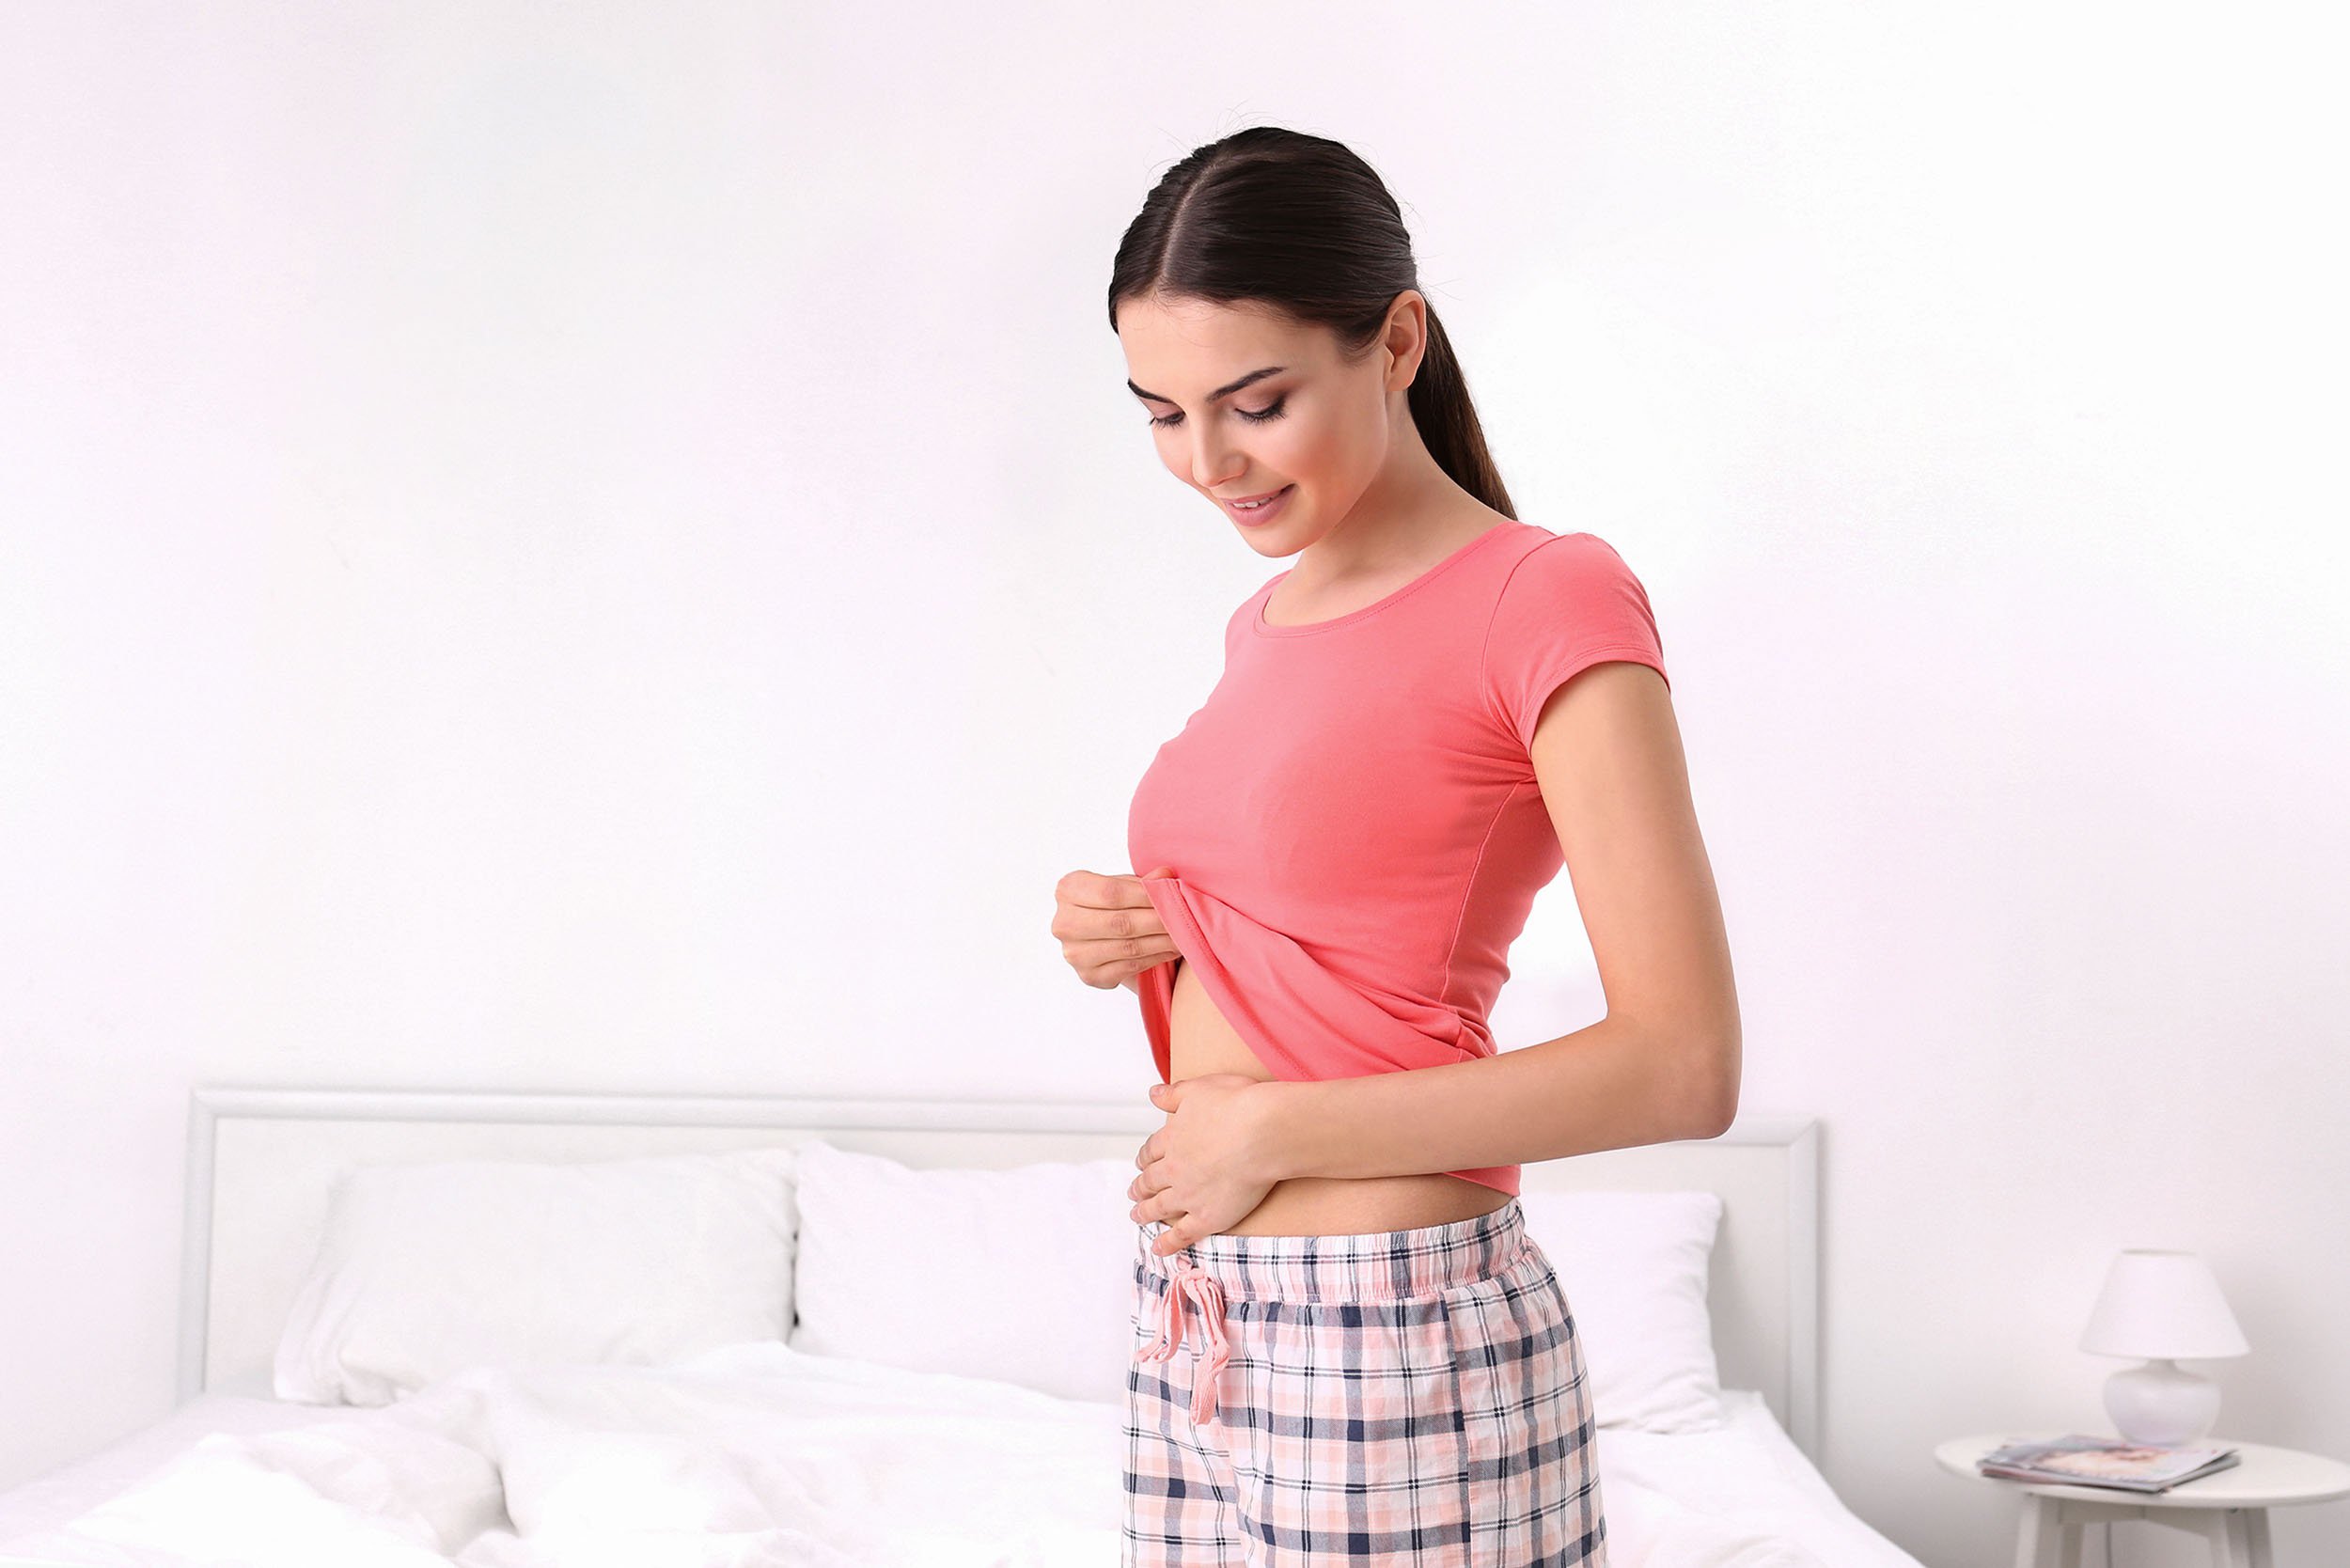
[1052,867,1181,993]
[1128,1074,1285,1253]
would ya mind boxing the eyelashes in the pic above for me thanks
[1148,397,1287,431]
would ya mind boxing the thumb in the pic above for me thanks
[1149,1080,1179,1106]
[1141,865,1173,881]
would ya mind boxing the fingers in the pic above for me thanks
[1131,1189,1183,1231]
[1052,870,1179,988]
[1050,880,1171,946]
[1066,935,1181,989]
[1120,935,1183,971]
[1054,868,1165,910]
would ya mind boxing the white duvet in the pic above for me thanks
[0,1346,1911,1568]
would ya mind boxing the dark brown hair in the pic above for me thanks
[1107,126,1514,520]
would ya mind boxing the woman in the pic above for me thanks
[1054,126,1740,1567]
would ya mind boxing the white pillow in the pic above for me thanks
[787,1141,1136,1405]
[274,1146,800,1406]
[1516,1188,1728,1433]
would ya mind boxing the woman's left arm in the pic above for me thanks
[1256,659,1741,1184]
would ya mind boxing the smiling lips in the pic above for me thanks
[1219,484,1293,523]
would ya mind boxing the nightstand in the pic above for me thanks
[1935,1433,2350,1568]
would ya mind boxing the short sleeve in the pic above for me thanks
[1480,531,1669,752]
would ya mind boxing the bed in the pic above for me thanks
[0,1087,1921,1567]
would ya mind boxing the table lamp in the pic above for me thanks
[2078,1248,2248,1446]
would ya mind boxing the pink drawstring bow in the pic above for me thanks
[1138,1251,1231,1425]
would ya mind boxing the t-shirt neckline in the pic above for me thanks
[1252,523,1516,637]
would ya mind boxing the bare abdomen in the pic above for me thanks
[1163,957,1512,1237]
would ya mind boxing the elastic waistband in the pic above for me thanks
[1136,1198,1529,1304]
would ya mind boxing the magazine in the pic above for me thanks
[1977,1435,2241,1493]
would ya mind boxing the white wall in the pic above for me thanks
[3,4,2342,1563]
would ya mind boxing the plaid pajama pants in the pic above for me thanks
[1123,1197,1608,1567]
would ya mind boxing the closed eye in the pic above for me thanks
[1149,397,1287,431]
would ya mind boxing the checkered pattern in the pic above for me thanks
[1122,1198,1608,1566]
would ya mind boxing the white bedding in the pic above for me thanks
[0,1350,1921,1568]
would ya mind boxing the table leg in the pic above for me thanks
[2205,1508,2249,1568]
[2014,1496,2059,1568]
[2243,1508,2273,1568]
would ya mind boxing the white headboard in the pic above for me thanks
[179,1088,1819,1460]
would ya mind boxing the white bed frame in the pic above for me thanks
[177,1088,1820,1461]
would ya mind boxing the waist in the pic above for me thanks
[1167,967,1517,1231]
[1137,1195,1530,1301]
[1222,1171,1513,1236]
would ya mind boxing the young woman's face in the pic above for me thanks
[1118,293,1415,554]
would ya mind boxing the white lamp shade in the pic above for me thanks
[2078,1249,2249,1360]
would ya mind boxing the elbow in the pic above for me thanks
[1626,1009,1741,1141]
[1679,1027,1742,1139]
[1692,1083,1738,1139]
[1682,1085,1736,1140]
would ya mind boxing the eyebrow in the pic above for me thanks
[1126,365,1287,407]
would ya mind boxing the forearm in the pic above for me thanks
[1258,1015,1729,1181]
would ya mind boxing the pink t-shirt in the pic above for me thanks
[1126,522,1670,1197]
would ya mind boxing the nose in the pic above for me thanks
[1137,1251,1230,1426]
[1186,434,1243,494]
